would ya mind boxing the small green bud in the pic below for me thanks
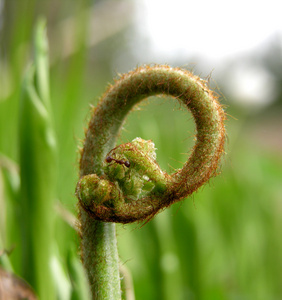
[77,174,124,209]
[77,138,170,213]
[103,138,168,199]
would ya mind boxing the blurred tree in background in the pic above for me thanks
[1,0,281,299]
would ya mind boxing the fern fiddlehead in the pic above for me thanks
[77,65,225,223]
[76,65,226,299]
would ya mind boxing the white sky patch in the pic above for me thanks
[225,64,277,108]
[137,0,282,62]
[132,0,281,107]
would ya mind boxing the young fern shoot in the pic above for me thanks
[76,65,226,299]
[77,65,226,223]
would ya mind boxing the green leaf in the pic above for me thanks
[18,19,57,300]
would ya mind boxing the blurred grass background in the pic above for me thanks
[0,0,282,299]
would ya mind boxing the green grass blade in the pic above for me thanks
[18,21,57,300]
[67,247,91,300]
[34,18,51,110]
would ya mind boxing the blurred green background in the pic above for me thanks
[0,0,281,299]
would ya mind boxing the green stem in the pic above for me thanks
[79,211,121,299]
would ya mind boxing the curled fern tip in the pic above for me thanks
[77,65,226,224]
